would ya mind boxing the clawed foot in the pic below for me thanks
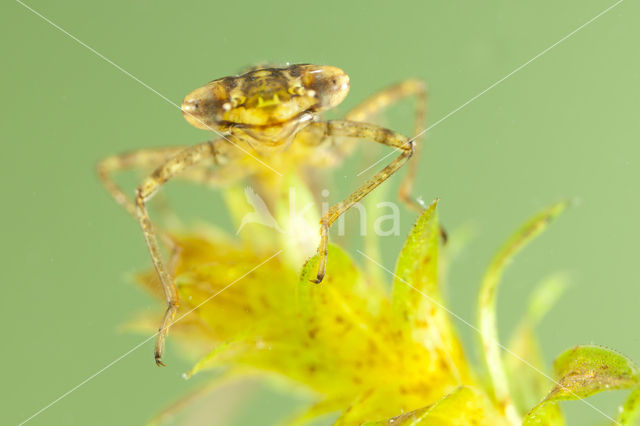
[310,272,325,284]
[155,351,166,367]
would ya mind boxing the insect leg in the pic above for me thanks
[97,147,186,218]
[346,79,427,212]
[98,145,238,229]
[309,120,414,283]
[134,141,221,366]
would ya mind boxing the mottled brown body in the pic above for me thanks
[97,64,427,366]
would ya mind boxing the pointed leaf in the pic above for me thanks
[552,345,639,399]
[362,386,507,426]
[617,388,640,426]
[478,201,567,423]
[521,401,564,426]
[390,199,469,383]
[524,345,640,425]
[392,199,440,334]
[184,339,249,379]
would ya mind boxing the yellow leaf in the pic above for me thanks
[362,386,508,426]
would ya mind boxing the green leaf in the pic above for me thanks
[618,388,640,425]
[506,274,570,413]
[361,386,507,426]
[524,345,640,425]
[478,201,567,424]
[392,199,440,334]
[552,345,640,399]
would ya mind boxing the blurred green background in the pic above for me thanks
[2,0,639,425]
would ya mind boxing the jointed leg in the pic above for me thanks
[97,146,227,218]
[309,120,415,283]
[134,141,220,366]
[97,147,185,217]
[345,78,426,125]
[346,79,427,212]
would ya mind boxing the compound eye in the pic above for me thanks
[182,83,227,129]
[300,65,350,109]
